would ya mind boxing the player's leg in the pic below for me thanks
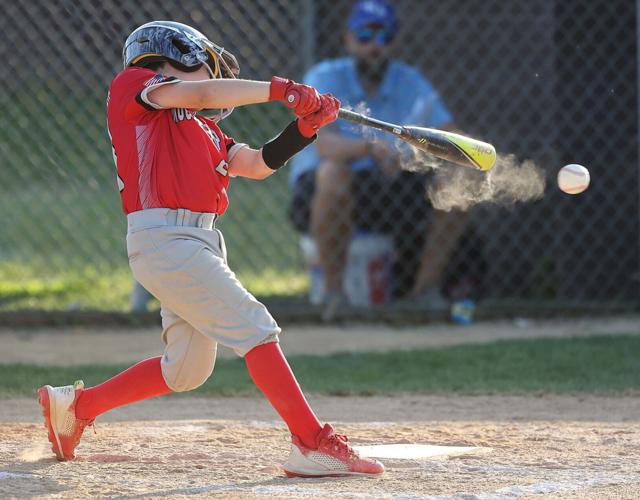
[158,308,218,392]
[244,341,383,477]
[244,341,322,448]
[140,227,322,445]
[77,309,217,410]
[38,310,216,460]
[143,225,382,476]
[37,356,172,461]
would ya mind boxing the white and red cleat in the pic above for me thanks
[37,380,93,461]
[283,423,384,477]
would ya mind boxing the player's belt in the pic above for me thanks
[127,208,219,231]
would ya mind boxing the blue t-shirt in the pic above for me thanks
[289,57,453,185]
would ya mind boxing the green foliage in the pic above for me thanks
[2,335,638,396]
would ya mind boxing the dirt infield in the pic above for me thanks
[1,317,639,498]
[1,395,639,499]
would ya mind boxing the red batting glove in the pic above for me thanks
[270,76,322,117]
[297,93,341,138]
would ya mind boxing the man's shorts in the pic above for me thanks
[289,167,434,297]
[289,168,432,236]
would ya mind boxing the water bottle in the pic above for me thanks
[450,298,476,325]
[344,231,394,307]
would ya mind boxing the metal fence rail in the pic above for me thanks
[2,0,638,315]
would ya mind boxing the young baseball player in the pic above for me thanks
[37,21,383,478]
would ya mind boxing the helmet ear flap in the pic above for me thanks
[132,55,167,70]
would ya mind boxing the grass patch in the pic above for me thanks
[0,263,134,311]
[2,335,639,397]
[0,262,308,311]
[0,178,308,311]
[2,94,309,310]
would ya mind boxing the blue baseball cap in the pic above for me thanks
[348,0,398,38]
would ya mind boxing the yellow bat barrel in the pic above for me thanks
[444,132,496,171]
[403,127,497,171]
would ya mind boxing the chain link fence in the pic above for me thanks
[1,0,638,316]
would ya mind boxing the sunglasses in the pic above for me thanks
[354,26,394,45]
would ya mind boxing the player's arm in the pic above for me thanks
[228,121,315,180]
[229,94,341,180]
[148,79,269,110]
[147,77,323,115]
[228,146,275,180]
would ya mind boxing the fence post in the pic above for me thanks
[637,0,640,276]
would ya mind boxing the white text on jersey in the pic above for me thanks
[172,108,194,122]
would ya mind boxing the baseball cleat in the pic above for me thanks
[37,380,94,461]
[283,423,384,477]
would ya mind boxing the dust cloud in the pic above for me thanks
[343,110,547,212]
[402,151,547,212]
[17,442,50,462]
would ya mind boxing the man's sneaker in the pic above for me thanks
[283,423,384,477]
[396,286,449,312]
[37,380,93,461]
[321,290,348,322]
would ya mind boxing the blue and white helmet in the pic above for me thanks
[123,21,240,119]
[123,21,239,77]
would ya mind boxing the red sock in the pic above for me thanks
[75,357,172,420]
[245,342,323,449]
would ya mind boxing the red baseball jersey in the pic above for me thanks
[106,67,242,215]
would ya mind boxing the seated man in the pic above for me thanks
[289,0,468,318]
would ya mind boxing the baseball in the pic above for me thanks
[557,164,590,194]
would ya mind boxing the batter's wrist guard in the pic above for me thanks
[268,76,291,102]
[261,120,316,170]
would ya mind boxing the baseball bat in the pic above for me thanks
[338,108,496,171]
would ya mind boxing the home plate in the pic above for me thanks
[354,444,489,459]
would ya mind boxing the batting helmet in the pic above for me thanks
[123,21,239,79]
[123,21,240,120]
